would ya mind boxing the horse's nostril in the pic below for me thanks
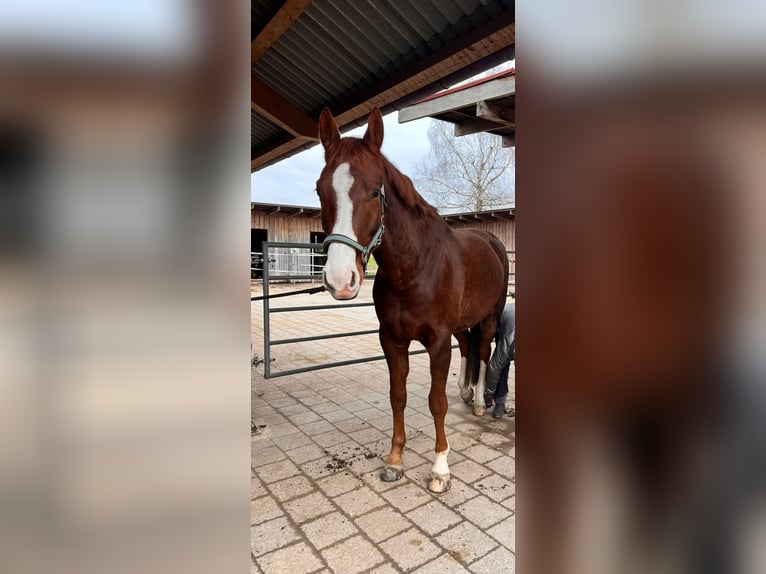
[349,272,356,288]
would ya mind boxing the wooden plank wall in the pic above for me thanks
[252,208,515,280]
[446,218,515,252]
[447,217,516,283]
[251,209,323,243]
[252,208,514,252]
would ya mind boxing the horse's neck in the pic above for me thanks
[374,182,448,285]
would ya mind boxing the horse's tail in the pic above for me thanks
[465,323,482,387]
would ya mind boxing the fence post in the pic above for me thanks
[262,241,272,378]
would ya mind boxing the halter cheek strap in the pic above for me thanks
[323,184,385,271]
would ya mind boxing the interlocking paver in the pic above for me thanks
[412,553,471,573]
[333,417,370,433]
[354,507,413,543]
[271,432,313,451]
[487,514,515,551]
[251,476,268,500]
[455,495,507,529]
[406,500,463,536]
[462,443,503,464]
[251,516,300,556]
[379,527,441,571]
[251,446,287,467]
[380,482,432,513]
[348,426,386,445]
[436,522,498,565]
[255,459,301,484]
[368,564,399,574]
[258,542,324,574]
[321,535,385,574]
[312,401,340,414]
[301,456,340,480]
[301,511,358,549]
[284,490,336,524]
[252,282,515,573]
[266,422,301,437]
[316,471,363,497]
[284,443,326,465]
[251,496,283,525]
[301,419,336,436]
[267,475,315,502]
[469,546,515,574]
[448,459,493,484]
[289,411,322,425]
[474,473,515,501]
[313,429,350,448]
[321,409,356,423]
[486,454,515,478]
[333,486,386,517]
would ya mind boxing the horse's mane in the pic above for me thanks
[382,156,440,220]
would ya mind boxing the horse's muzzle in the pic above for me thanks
[323,268,360,300]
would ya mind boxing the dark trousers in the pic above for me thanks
[495,364,509,401]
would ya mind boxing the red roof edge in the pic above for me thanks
[416,68,515,104]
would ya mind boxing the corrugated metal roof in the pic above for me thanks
[251,112,288,150]
[252,0,514,168]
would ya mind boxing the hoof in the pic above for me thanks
[381,465,404,482]
[461,387,474,404]
[473,404,485,417]
[428,473,452,493]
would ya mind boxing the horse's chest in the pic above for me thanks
[375,292,448,343]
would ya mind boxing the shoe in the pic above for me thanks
[492,401,506,418]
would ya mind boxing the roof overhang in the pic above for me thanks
[399,69,516,147]
[251,0,515,171]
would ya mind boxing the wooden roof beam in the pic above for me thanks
[251,0,314,64]
[399,76,515,123]
[252,75,319,140]
[454,117,507,137]
[476,100,515,124]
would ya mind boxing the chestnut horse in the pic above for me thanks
[315,107,508,492]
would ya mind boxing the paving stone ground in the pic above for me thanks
[252,281,515,574]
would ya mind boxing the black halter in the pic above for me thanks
[322,184,385,271]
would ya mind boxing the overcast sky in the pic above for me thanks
[251,112,434,207]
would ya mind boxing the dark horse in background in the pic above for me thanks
[315,107,508,493]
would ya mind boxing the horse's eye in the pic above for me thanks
[371,187,380,199]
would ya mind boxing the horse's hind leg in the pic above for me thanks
[454,330,473,403]
[380,329,410,482]
[473,314,499,417]
[427,332,453,493]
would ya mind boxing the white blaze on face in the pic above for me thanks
[324,162,358,290]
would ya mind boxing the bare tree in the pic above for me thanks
[415,119,515,213]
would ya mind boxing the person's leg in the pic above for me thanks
[491,364,510,418]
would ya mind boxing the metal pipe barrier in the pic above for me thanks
[255,241,448,379]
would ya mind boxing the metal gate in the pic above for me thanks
[257,241,433,379]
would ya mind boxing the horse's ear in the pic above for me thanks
[363,107,384,152]
[319,107,340,156]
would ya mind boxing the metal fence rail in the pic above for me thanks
[259,241,439,379]
[256,241,509,379]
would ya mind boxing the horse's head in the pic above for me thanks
[316,107,386,300]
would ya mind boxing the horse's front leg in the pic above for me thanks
[427,332,453,493]
[380,328,410,482]
[454,330,473,403]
